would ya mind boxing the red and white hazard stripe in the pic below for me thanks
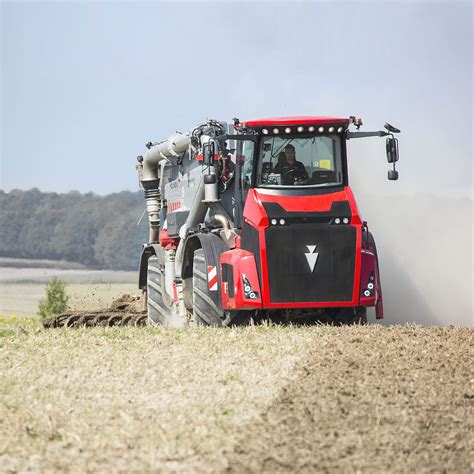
[207,266,218,291]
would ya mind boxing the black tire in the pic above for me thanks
[318,307,367,326]
[191,249,225,326]
[147,255,173,326]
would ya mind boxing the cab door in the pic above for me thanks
[231,136,258,228]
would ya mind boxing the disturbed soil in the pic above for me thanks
[226,325,473,473]
[0,322,472,473]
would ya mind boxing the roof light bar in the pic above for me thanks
[262,124,345,135]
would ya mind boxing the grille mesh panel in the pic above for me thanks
[265,223,356,303]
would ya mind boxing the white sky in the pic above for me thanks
[1,1,472,198]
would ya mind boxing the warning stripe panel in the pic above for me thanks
[207,266,218,291]
[168,201,183,212]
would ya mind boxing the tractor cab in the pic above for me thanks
[231,117,351,226]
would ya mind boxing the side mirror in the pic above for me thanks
[386,137,399,163]
[202,142,215,166]
[384,122,401,134]
[388,169,399,180]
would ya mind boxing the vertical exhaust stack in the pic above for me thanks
[138,132,192,243]
[144,185,161,243]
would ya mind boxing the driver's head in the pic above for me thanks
[284,144,296,164]
[278,152,287,165]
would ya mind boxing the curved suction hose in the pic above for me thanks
[212,213,233,242]
[140,132,192,243]
[141,132,191,182]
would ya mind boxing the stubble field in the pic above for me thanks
[0,321,472,473]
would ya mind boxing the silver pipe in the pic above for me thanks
[142,132,191,182]
[213,213,230,233]
[165,249,176,298]
[210,201,234,228]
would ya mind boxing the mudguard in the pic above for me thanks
[220,249,262,310]
[138,244,163,290]
[360,231,384,319]
[182,233,229,310]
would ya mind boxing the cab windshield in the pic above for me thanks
[257,135,343,187]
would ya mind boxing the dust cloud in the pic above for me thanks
[355,193,473,327]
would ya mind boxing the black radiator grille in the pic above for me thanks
[265,223,356,303]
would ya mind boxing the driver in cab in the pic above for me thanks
[273,144,308,185]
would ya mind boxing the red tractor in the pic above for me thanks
[136,116,400,326]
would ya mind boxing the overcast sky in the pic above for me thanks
[1,1,472,197]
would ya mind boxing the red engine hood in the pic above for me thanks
[243,187,362,228]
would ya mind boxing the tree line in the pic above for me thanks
[0,188,149,270]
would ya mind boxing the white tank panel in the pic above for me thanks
[163,159,203,211]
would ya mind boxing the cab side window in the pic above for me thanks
[239,141,255,199]
[235,140,255,227]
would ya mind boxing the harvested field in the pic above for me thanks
[0,322,472,472]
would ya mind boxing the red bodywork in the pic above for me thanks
[220,249,262,310]
[241,116,350,127]
[220,187,383,317]
[242,187,363,309]
[218,116,383,318]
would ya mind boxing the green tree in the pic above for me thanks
[38,278,69,319]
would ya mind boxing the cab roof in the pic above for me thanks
[241,116,350,127]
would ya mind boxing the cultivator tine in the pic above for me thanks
[107,314,124,326]
[76,314,97,327]
[92,314,111,327]
[65,315,81,327]
[42,294,148,328]
[50,313,74,328]
[121,315,133,326]
[134,315,148,326]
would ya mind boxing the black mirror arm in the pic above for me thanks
[346,130,390,140]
